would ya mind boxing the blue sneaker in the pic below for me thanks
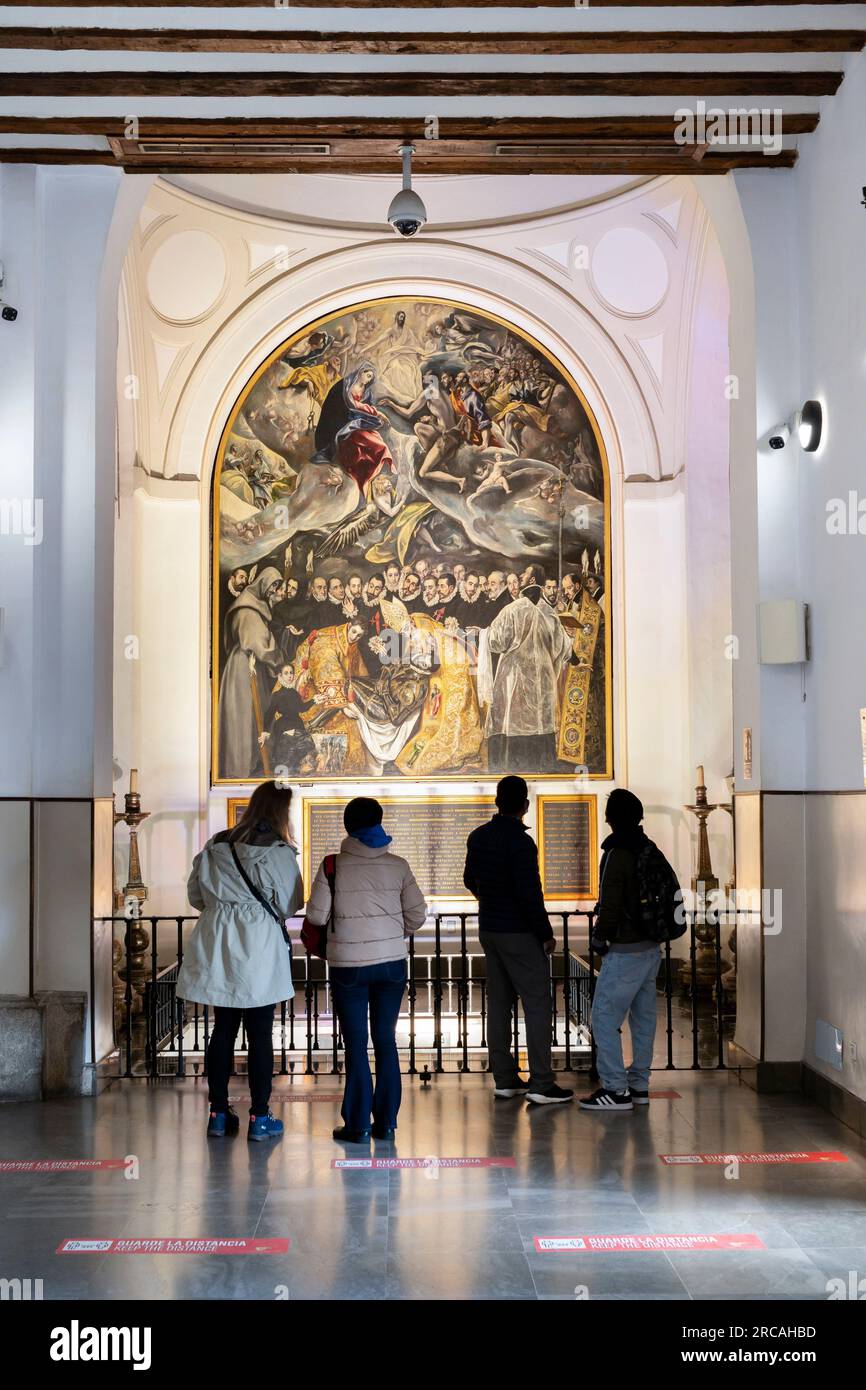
[248,1112,283,1142]
[207,1107,239,1139]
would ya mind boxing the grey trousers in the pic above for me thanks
[480,931,554,1090]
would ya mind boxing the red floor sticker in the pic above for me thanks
[57,1237,289,1255]
[0,1160,128,1173]
[649,1091,682,1099]
[534,1234,766,1253]
[331,1156,515,1170]
[659,1151,848,1165]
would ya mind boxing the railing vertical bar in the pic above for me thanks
[123,919,133,1079]
[689,916,700,1070]
[330,965,339,1075]
[459,912,469,1073]
[175,917,185,1077]
[714,913,726,1069]
[408,932,417,1076]
[433,913,443,1074]
[562,912,571,1072]
[305,953,314,1075]
[280,1000,287,1075]
[149,916,159,1080]
[664,939,674,1069]
[588,923,597,1081]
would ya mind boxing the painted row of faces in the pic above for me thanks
[226,558,604,613]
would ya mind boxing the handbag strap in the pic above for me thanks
[229,839,290,946]
[323,854,336,936]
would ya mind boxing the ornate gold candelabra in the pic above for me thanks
[113,770,151,1070]
[682,766,722,995]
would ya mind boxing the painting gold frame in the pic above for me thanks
[211,294,613,786]
[302,794,495,903]
[226,798,249,830]
[536,794,599,902]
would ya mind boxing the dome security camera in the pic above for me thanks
[387,145,427,238]
[768,423,790,450]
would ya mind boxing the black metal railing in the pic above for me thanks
[96,909,735,1081]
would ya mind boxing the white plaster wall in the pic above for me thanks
[761,793,807,1064]
[0,801,31,995]
[804,795,866,1099]
[732,50,866,1098]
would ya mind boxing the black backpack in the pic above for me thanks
[635,840,686,943]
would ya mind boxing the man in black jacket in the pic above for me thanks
[464,776,573,1105]
[579,788,660,1113]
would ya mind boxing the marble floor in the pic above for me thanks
[0,1071,864,1301]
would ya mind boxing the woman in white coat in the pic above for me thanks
[177,781,304,1141]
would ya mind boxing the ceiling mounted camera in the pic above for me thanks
[387,145,428,238]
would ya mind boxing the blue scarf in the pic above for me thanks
[349,824,392,848]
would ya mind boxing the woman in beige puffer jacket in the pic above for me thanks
[305,796,427,1144]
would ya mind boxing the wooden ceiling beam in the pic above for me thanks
[0,70,843,97]
[0,115,821,138]
[0,0,858,8]
[0,27,862,55]
[0,147,798,174]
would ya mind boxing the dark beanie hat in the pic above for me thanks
[605,788,644,828]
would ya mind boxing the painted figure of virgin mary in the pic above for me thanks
[315,362,395,492]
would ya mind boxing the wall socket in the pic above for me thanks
[849,1042,858,1062]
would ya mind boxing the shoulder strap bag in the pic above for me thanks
[229,839,291,947]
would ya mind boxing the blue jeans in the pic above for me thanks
[591,948,660,1094]
[329,959,407,1131]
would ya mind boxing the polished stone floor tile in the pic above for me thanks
[386,1248,536,1300]
[525,1249,690,1300]
[1,1072,864,1300]
[668,1248,836,1300]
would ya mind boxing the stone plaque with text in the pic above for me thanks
[537,795,598,901]
[302,796,495,901]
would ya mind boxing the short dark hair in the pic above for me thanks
[605,788,643,829]
[496,775,528,815]
[344,796,383,834]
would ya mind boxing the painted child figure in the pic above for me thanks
[258,664,320,775]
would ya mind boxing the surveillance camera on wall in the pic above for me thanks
[0,260,16,321]
[768,423,790,450]
[767,401,824,453]
[387,146,427,238]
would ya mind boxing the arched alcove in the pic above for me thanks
[113,173,747,922]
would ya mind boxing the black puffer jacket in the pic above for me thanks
[463,814,552,942]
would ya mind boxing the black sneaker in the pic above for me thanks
[629,1088,650,1105]
[494,1079,531,1099]
[526,1083,574,1105]
[579,1087,633,1112]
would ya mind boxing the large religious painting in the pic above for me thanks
[211,296,611,784]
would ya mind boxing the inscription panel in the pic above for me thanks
[537,795,598,901]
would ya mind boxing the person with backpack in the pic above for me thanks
[463,775,574,1106]
[176,781,305,1141]
[304,797,427,1144]
[579,788,682,1113]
